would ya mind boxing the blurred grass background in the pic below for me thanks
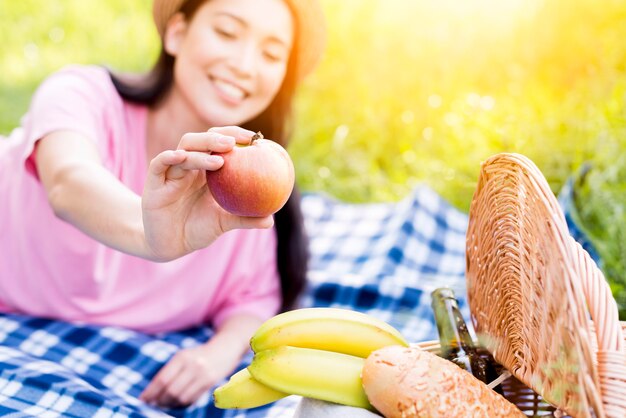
[2,0,626,315]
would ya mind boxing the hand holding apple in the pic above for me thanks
[142,127,274,262]
[206,132,295,217]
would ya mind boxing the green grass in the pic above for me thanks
[2,0,626,316]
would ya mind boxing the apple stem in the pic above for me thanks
[250,131,263,145]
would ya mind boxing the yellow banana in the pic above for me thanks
[213,368,288,409]
[250,307,408,358]
[248,346,374,410]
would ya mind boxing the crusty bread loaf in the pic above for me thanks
[362,345,526,418]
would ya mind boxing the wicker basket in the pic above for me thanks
[432,153,626,418]
[414,340,562,416]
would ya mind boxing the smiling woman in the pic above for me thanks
[0,0,326,411]
[154,0,294,127]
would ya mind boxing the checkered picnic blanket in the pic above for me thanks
[0,184,586,417]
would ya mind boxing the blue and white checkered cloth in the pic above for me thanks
[0,185,539,417]
[299,186,469,343]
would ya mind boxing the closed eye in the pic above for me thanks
[215,27,237,40]
[263,45,288,63]
[263,51,283,62]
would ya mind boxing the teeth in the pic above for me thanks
[213,78,245,101]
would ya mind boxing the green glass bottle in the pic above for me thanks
[430,287,489,383]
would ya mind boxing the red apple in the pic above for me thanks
[206,133,295,217]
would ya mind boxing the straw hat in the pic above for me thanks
[152,0,327,80]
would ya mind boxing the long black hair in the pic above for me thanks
[108,0,308,312]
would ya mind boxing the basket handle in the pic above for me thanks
[571,238,626,417]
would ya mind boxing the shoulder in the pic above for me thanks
[47,64,112,84]
[25,64,135,134]
[37,64,119,101]
[21,65,139,161]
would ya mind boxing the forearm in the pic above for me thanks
[36,127,270,264]
[209,313,265,358]
[34,130,156,259]
[46,161,154,259]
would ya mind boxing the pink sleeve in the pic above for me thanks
[21,66,110,177]
[212,230,282,328]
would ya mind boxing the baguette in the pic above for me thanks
[362,345,525,418]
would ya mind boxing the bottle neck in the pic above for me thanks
[431,291,474,358]
[430,288,493,387]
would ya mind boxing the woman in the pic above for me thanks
[0,0,325,408]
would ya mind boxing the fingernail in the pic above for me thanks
[207,155,223,165]
[219,135,235,146]
[235,130,254,140]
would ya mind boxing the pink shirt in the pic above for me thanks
[0,66,281,333]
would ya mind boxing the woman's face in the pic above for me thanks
[166,0,294,127]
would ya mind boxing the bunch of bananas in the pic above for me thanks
[213,307,409,410]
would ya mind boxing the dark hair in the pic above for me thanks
[108,0,308,312]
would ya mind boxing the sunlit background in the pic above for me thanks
[1,0,626,315]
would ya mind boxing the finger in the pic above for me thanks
[208,126,257,145]
[165,153,224,181]
[147,150,187,177]
[169,152,224,173]
[178,379,213,406]
[140,361,183,404]
[157,369,197,407]
[178,132,235,154]
[144,150,187,190]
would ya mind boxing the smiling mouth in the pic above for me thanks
[211,77,248,103]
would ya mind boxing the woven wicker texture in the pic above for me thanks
[465,153,626,417]
[414,342,560,416]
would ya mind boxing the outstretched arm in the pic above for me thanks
[35,126,273,261]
